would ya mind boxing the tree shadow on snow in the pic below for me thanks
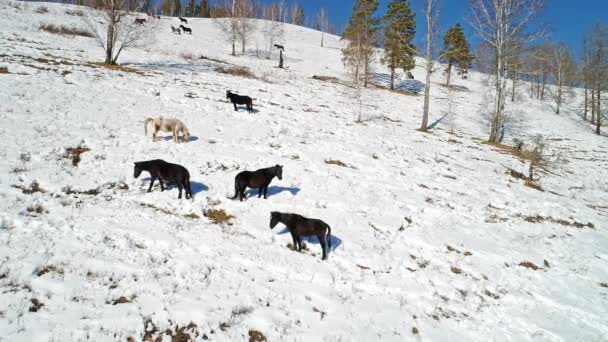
[274,226,343,254]
[245,186,300,198]
[427,113,449,130]
[370,73,425,94]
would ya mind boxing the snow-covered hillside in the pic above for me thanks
[1,2,607,341]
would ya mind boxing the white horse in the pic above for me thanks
[144,117,190,143]
[171,25,181,35]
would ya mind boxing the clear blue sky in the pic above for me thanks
[298,0,608,57]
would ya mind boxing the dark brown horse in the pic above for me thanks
[226,90,253,113]
[270,212,332,260]
[134,159,192,199]
[228,165,282,201]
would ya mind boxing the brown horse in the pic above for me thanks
[270,212,332,260]
[228,165,282,201]
[134,159,192,199]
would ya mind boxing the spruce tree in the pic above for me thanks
[382,0,416,90]
[341,0,379,86]
[441,23,472,86]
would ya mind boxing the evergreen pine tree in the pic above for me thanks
[382,0,416,90]
[441,23,473,86]
[341,0,379,86]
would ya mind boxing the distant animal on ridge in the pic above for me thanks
[133,159,192,199]
[228,165,283,201]
[134,18,146,24]
[270,212,332,260]
[226,90,253,113]
[179,16,188,24]
[171,25,181,34]
[144,117,190,143]
[180,25,192,34]
[274,43,284,50]
[406,71,414,80]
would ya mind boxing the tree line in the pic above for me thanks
[341,0,607,138]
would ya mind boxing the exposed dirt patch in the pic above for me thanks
[450,266,463,274]
[26,204,48,216]
[36,265,63,277]
[90,62,148,75]
[111,295,135,305]
[0,66,8,74]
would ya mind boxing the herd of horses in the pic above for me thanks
[137,90,332,260]
[134,13,193,35]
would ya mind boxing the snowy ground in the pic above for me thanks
[1,2,607,341]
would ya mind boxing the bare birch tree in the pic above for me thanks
[214,0,240,56]
[83,0,155,65]
[420,0,439,131]
[549,42,577,114]
[315,7,329,47]
[236,0,256,54]
[467,0,545,143]
[262,1,285,59]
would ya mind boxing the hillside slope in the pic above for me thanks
[0,2,607,341]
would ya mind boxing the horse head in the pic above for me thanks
[133,162,143,178]
[269,211,281,229]
[275,165,283,180]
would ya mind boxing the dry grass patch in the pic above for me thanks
[36,265,63,277]
[29,298,44,312]
[204,208,234,225]
[64,145,91,166]
[312,75,339,82]
[111,295,135,305]
[65,9,84,16]
[40,24,94,38]
[26,204,48,216]
[12,181,45,194]
[0,66,8,74]
[35,6,49,13]
[519,261,541,270]
[450,266,463,274]
[90,62,147,75]
[249,330,267,342]
[521,214,594,229]
[215,65,255,79]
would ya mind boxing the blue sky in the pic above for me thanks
[298,0,608,57]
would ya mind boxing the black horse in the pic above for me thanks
[179,16,188,24]
[406,71,414,80]
[180,25,192,34]
[133,159,192,199]
[274,43,284,50]
[270,212,332,260]
[228,165,282,201]
[226,90,253,113]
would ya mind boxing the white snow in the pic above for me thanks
[0,2,607,341]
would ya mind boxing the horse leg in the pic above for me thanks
[233,102,238,112]
[177,183,183,199]
[159,178,165,192]
[290,231,298,251]
[317,232,327,260]
[263,186,268,199]
[297,236,303,252]
[258,187,262,198]
[147,177,155,192]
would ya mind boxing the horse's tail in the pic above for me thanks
[186,177,193,199]
[326,223,332,251]
[227,181,239,200]
[144,117,153,136]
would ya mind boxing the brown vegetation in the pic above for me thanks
[214,65,255,79]
[64,145,91,166]
[40,24,94,38]
[204,208,234,225]
[12,181,45,194]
